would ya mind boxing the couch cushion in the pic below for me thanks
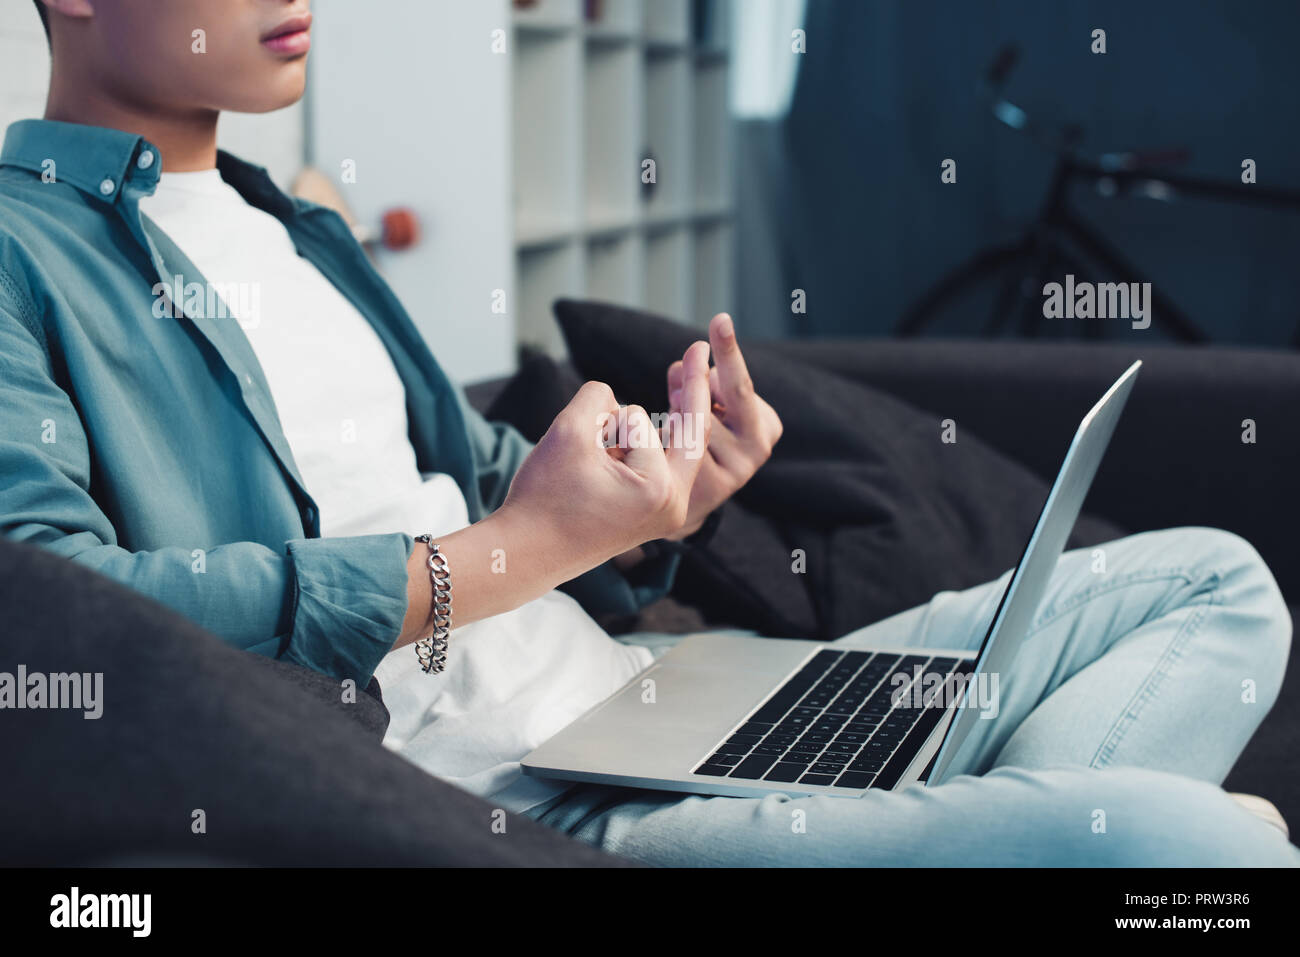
[0,536,627,866]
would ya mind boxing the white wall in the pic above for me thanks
[0,0,50,136]
[0,0,303,187]
[308,0,516,384]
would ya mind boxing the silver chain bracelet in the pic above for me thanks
[413,534,451,674]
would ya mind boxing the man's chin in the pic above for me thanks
[225,72,308,115]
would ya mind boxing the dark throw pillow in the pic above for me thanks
[551,298,1126,640]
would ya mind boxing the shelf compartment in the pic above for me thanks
[585,0,643,38]
[518,241,584,356]
[514,0,582,31]
[642,51,693,220]
[586,232,646,307]
[584,41,642,229]
[645,224,694,322]
[513,31,584,243]
[692,219,733,326]
[692,56,731,209]
[644,0,691,45]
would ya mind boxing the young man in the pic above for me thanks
[0,0,1295,865]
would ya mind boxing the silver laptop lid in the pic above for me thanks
[927,360,1142,786]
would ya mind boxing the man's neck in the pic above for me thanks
[44,79,220,173]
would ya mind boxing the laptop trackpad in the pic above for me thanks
[521,633,816,784]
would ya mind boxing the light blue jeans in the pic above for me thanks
[524,528,1299,866]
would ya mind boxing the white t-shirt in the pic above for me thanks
[140,170,652,811]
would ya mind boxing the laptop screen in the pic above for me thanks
[925,361,1141,786]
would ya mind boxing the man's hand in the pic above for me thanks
[664,314,783,539]
[400,347,714,645]
[396,323,773,644]
[500,340,714,573]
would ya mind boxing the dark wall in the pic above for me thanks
[775,0,1300,345]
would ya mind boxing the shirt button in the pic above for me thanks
[137,150,155,170]
[99,178,115,195]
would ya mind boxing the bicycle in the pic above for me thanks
[895,45,1300,343]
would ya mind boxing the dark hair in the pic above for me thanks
[34,1,49,37]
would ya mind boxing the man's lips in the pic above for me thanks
[261,13,312,56]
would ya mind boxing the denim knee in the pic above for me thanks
[1016,766,1298,867]
[1217,530,1288,670]
[1166,527,1291,688]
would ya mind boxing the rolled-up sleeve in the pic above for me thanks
[282,533,413,684]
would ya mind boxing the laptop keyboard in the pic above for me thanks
[692,649,975,791]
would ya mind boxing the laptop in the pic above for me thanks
[522,361,1142,798]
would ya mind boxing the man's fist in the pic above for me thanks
[500,341,713,573]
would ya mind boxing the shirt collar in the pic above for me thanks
[0,118,155,202]
[0,118,295,217]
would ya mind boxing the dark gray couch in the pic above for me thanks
[4,336,1293,864]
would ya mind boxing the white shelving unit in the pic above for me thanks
[513,0,736,356]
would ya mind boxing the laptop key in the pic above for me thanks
[763,762,809,783]
[777,727,812,742]
[737,721,775,735]
[750,673,820,723]
[811,762,847,775]
[835,771,875,790]
[805,650,844,671]
[727,733,763,745]
[753,744,789,756]
[850,754,887,772]
[730,754,779,779]
[798,773,838,786]
[715,741,752,755]
[708,751,744,766]
[770,719,803,731]
[873,697,950,789]
[694,763,732,776]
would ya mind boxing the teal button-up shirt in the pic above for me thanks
[0,119,671,684]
